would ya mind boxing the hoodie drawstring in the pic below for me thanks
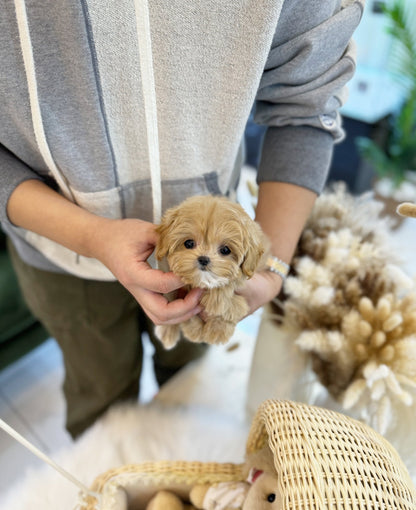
[14,0,74,201]
[14,0,162,224]
[133,0,162,224]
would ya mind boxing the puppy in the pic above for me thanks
[155,195,267,349]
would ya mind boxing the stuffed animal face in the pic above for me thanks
[189,468,282,510]
[243,469,282,510]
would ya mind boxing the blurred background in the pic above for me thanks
[245,0,416,199]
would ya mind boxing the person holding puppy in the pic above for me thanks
[0,0,364,437]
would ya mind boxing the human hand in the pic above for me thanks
[236,270,283,317]
[91,218,203,325]
[6,180,202,325]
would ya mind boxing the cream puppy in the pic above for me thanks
[155,195,267,349]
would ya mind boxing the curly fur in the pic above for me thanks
[155,195,267,348]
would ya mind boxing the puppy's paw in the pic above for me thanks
[155,324,180,350]
[203,319,235,345]
[181,316,205,343]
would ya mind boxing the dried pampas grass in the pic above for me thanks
[277,184,416,435]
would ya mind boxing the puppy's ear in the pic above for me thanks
[241,221,267,278]
[155,206,179,260]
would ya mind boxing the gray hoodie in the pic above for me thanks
[0,0,364,279]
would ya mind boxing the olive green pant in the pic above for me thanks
[8,240,206,438]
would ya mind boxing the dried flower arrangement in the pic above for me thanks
[275,184,416,435]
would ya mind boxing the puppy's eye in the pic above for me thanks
[219,245,231,256]
[184,239,195,249]
[267,494,276,503]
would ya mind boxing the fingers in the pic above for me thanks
[134,286,203,325]
[134,263,184,294]
[198,309,208,322]
[236,271,283,316]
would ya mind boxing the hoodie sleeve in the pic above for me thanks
[255,0,365,194]
[0,144,43,223]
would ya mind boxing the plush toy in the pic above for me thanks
[397,201,416,218]
[143,446,281,510]
[145,490,196,510]
[189,445,282,510]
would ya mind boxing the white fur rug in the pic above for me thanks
[0,331,255,510]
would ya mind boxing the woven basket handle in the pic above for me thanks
[100,486,129,510]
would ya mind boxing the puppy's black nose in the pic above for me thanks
[198,256,210,268]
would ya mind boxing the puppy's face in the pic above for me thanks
[156,196,265,289]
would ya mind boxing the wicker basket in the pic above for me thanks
[76,400,416,509]
[75,461,243,510]
[247,400,416,509]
